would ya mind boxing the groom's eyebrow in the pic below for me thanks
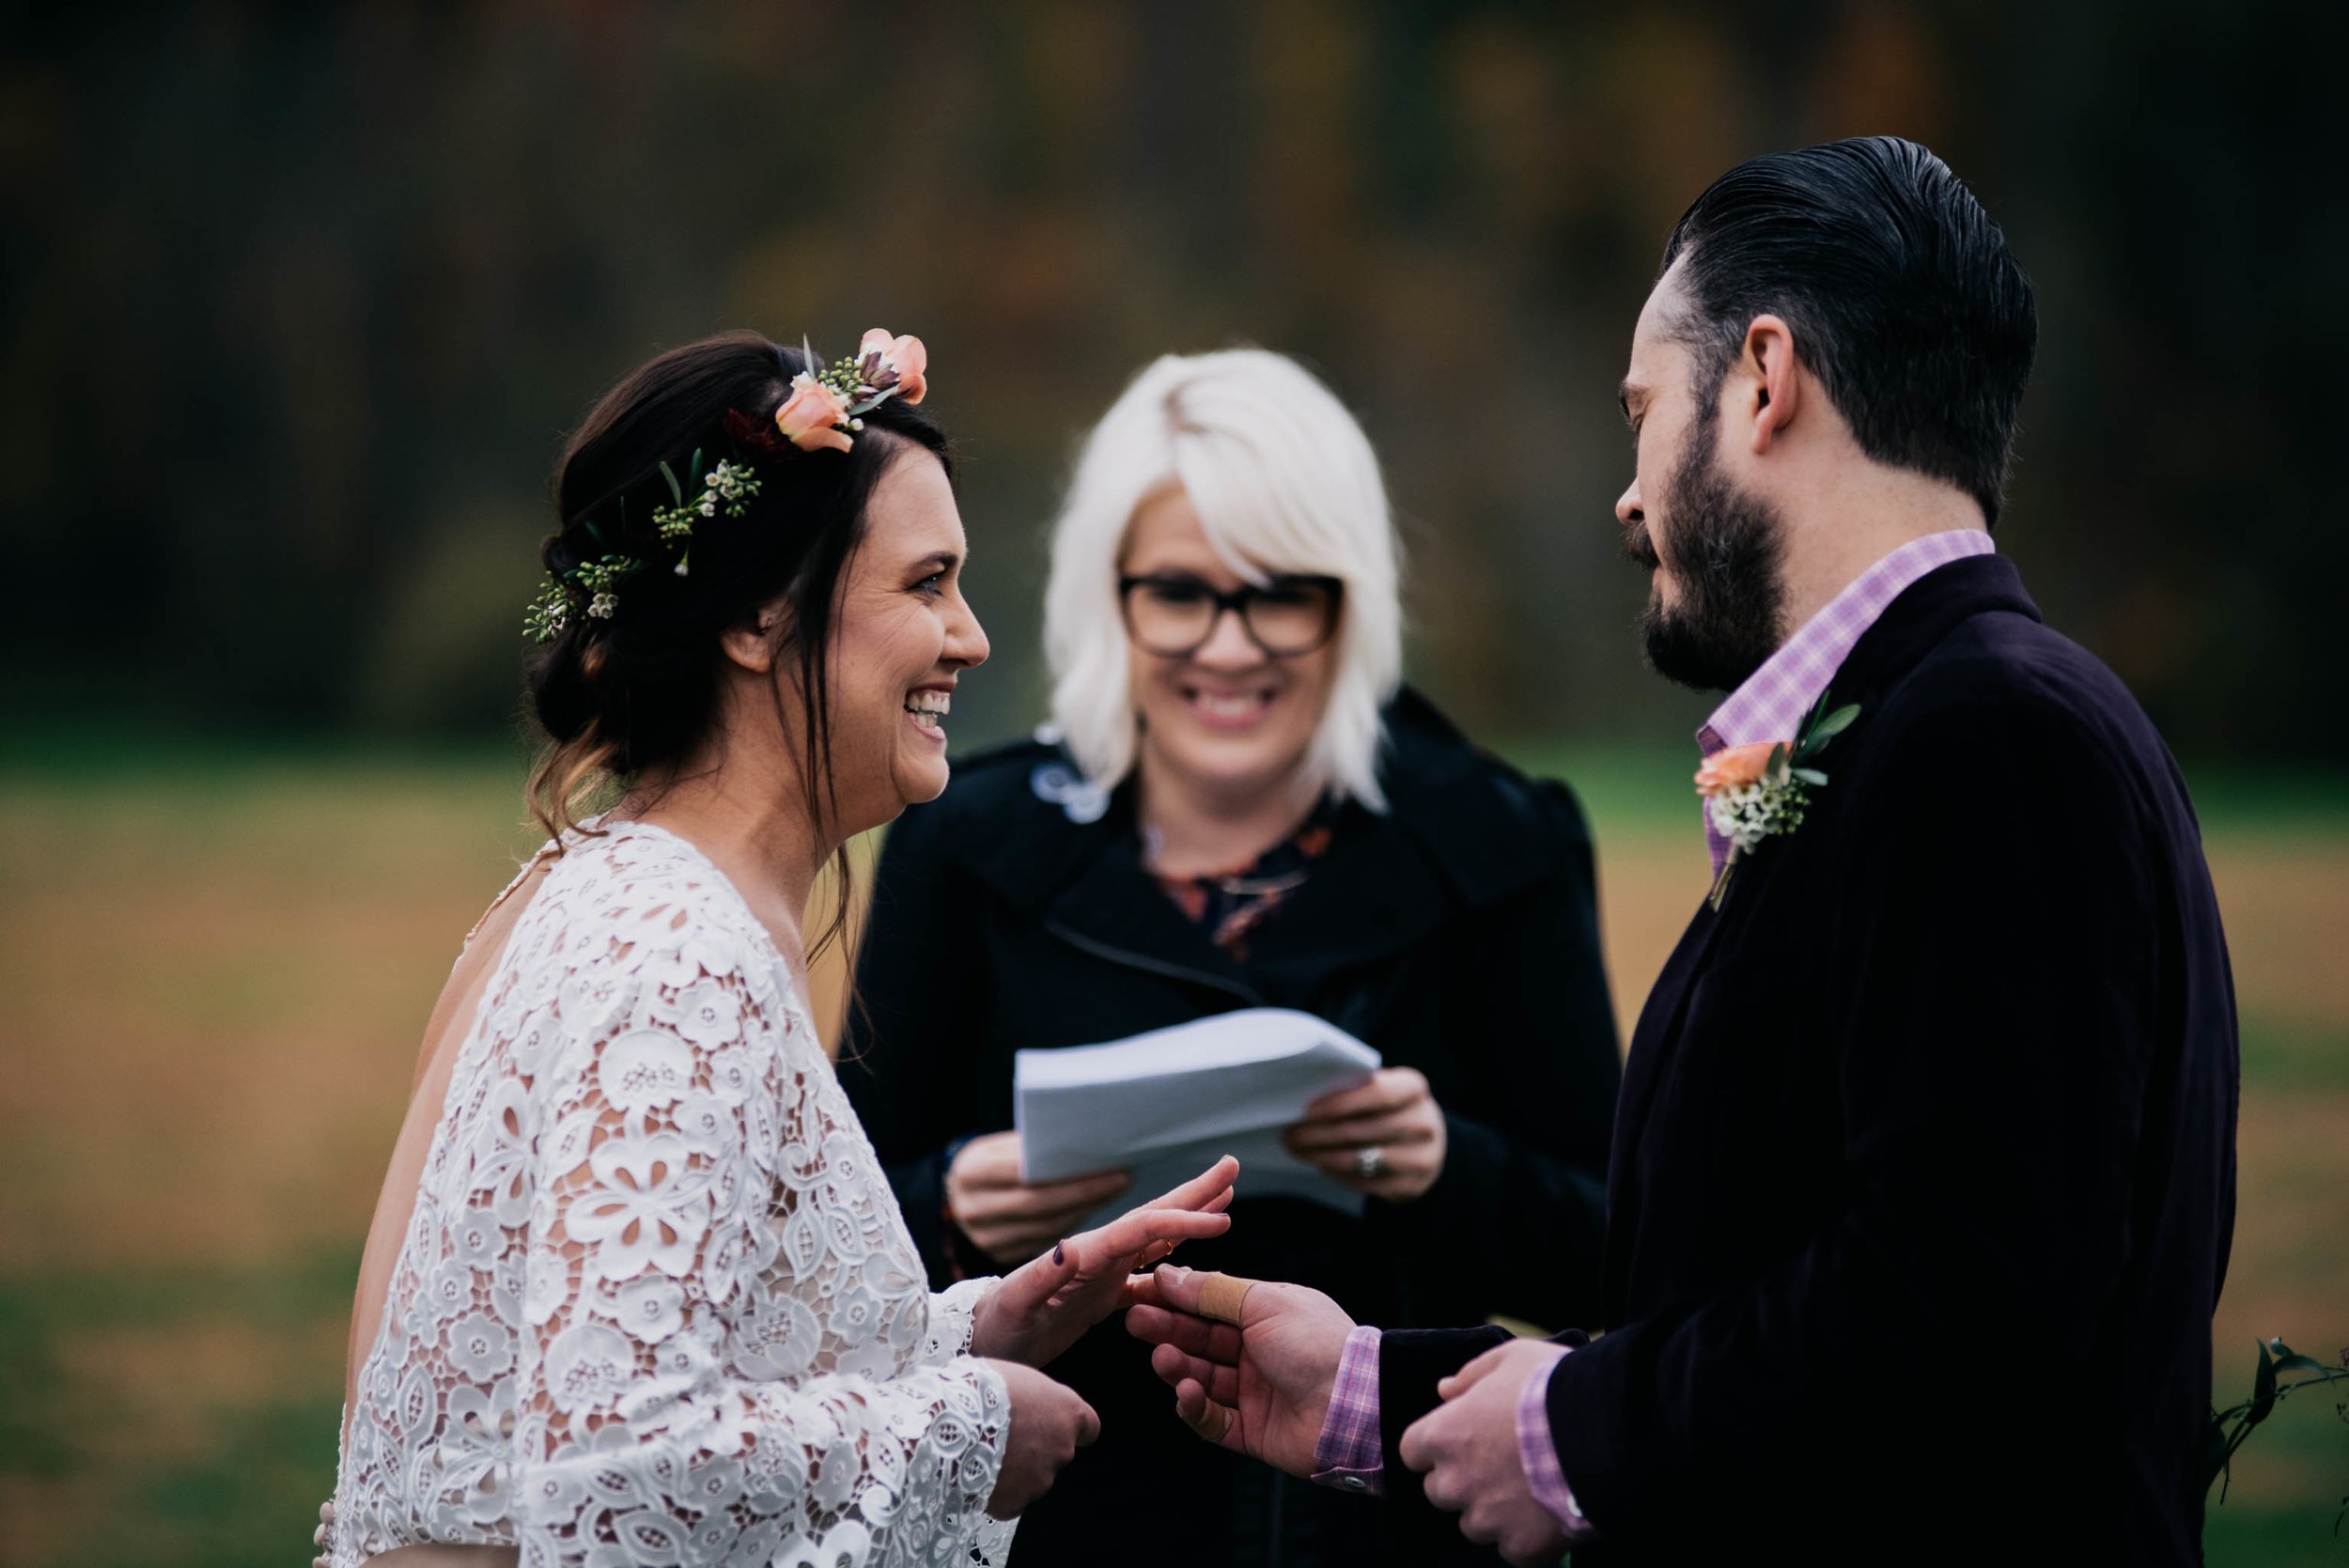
[1619,380,1647,424]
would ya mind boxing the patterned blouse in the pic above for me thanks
[1146,805,1341,960]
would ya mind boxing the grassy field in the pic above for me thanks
[1,741,2343,1565]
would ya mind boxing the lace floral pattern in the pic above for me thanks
[332,822,1016,1566]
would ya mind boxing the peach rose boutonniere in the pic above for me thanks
[1697,692,1860,910]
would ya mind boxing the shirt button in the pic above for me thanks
[1340,1475,1369,1492]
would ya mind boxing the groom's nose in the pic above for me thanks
[1615,477,1643,529]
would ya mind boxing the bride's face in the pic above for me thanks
[818,452,988,834]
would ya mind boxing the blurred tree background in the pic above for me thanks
[5,0,2344,760]
[4,5,2348,1567]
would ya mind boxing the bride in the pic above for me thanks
[321,329,1237,1567]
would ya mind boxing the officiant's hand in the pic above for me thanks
[970,1157,1238,1369]
[1399,1339,1572,1565]
[1124,1264,1356,1478]
[946,1130,1136,1265]
[1283,1066,1448,1201]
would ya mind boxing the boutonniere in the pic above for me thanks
[1697,692,1861,911]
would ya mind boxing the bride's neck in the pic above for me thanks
[625,753,832,964]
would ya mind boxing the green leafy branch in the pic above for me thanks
[2204,1336,2349,1530]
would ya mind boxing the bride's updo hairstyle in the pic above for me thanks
[527,330,949,906]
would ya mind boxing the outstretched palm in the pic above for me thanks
[972,1157,1238,1368]
[1124,1265,1358,1478]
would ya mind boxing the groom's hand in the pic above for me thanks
[1124,1264,1355,1478]
[1399,1339,1571,1566]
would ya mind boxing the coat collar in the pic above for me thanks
[941,687,1563,988]
[954,687,1562,913]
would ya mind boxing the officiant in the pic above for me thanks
[841,349,1621,1568]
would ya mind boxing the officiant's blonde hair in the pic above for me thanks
[1044,349,1402,810]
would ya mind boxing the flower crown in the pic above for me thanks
[525,328,928,643]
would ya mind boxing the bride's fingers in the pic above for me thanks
[1143,1154,1241,1212]
[988,1234,1085,1320]
[1128,1238,1181,1273]
[1081,1206,1231,1264]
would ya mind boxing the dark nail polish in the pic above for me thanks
[1052,1241,1066,1265]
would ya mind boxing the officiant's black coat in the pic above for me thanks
[841,688,1621,1568]
[1377,555,2239,1566]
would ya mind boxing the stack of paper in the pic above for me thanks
[1015,1007,1382,1229]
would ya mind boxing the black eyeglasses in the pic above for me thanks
[1116,572,1345,659]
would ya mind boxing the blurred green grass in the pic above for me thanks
[0,737,2341,1566]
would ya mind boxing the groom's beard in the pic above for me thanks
[1628,430,1789,693]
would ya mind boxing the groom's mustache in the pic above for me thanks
[1620,520,1661,572]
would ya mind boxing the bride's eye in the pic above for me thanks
[913,572,946,598]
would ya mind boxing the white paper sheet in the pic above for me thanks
[1014,1007,1382,1229]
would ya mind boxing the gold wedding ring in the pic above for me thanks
[1195,1271,1257,1327]
[1186,1399,1234,1444]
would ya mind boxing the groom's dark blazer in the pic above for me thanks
[1377,554,2238,1566]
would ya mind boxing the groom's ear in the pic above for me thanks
[1739,313,1803,456]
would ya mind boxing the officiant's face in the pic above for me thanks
[1121,484,1339,805]
[1614,263,1789,691]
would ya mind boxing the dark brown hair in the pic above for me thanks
[526,329,951,963]
[1662,137,2037,527]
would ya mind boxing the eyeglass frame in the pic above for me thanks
[1114,571,1346,659]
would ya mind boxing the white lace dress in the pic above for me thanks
[329,820,1017,1567]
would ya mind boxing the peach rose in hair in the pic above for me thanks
[1695,740,1781,797]
[858,327,928,406]
[775,373,852,453]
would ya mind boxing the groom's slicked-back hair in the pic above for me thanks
[1661,136,2038,525]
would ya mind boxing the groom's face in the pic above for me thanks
[1614,266,1790,692]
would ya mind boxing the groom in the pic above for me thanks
[1127,137,2237,1566]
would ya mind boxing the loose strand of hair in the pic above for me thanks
[525,729,621,847]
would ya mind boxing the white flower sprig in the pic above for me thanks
[1697,693,1860,910]
[650,454,763,579]
[524,450,767,643]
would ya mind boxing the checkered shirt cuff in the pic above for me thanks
[1310,1324,1385,1495]
[1516,1348,1597,1541]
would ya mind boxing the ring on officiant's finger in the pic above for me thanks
[1354,1145,1387,1179]
[1196,1271,1257,1327]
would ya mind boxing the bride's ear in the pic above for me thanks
[720,602,789,674]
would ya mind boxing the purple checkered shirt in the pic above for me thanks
[1309,1329,1597,1542]
[1699,530,1997,874]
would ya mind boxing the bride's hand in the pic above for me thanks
[969,1156,1238,1368]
